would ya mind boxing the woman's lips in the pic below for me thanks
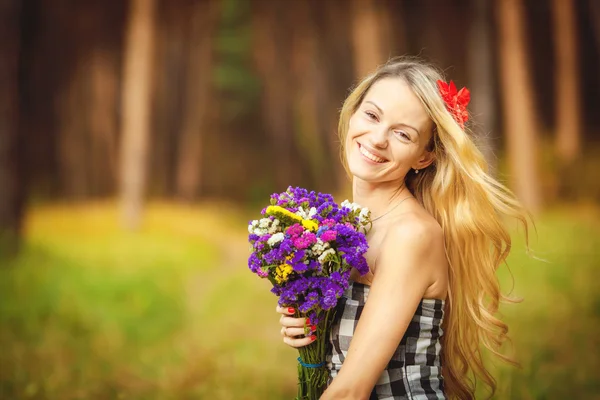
[358,143,387,163]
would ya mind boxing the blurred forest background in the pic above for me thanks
[1,0,599,399]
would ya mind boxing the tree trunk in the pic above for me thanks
[0,0,24,256]
[385,0,408,56]
[350,0,387,78]
[290,0,327,189]
[57,64,90,199]
[315,1,356,191]
[250,0,298,190]
[552,0,581,166]
[89,49,119,197]
[590,0,600,55]
[175,0,219,202]
[120,0,155,230]
[497,0,542,212]
[468,0,497,175]
[151,1,187,197]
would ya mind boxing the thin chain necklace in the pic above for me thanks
[371,193,413,222]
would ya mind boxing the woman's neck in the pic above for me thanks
[352,178,411,219]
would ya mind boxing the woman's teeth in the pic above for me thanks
[359,144,386,163]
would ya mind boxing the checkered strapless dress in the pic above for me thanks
[326,281,446,399]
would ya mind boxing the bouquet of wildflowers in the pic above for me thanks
[247,187,371,400]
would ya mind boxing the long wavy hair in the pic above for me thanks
[338,56,532,399]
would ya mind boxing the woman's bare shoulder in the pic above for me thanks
[380,210,447,285]
[387,208,444,243]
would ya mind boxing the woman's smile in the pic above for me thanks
[358,142,388,164]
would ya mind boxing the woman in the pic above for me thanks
[277,57,531,399]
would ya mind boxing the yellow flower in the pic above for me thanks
[266,205,318,232]
[301,219,318,232]
[266,205,302,222]
[274,263,294,284]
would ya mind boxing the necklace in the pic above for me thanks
[371,195,413,222]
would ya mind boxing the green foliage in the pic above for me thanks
[0,203,598,399]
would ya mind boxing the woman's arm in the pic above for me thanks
[321,219,445,400]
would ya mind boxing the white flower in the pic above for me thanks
[308,207,317,218]
[267,232,285,246]
[268,218,281,234]
[249,220,261,234]
[259,218,270,228]
[318,248,336,264]
[296,206,308,219]
[311,238,329,255]
[253,227,268,235]
[358,207,371,224]
[341,199,361,212]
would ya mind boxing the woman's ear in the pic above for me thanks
[413,151,435,170]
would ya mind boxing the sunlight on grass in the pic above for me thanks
[1,202,599,399]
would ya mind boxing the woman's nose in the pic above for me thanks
[370,126,389,148]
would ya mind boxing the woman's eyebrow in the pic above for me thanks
[365,100,420,136]
[365,100,384,115]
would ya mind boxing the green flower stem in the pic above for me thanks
[295,308,335,400]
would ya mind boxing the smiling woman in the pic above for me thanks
[277,56,533,400]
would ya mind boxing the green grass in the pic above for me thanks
[0,202,599,399]
[487,207,600,399]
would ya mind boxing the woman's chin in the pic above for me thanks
[347,164,379,182]
[348,163,406,184]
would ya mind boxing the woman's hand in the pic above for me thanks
[276,305,317,348]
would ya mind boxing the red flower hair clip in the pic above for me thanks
[437,80,470,128]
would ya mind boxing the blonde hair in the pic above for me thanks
[338,56,532,399]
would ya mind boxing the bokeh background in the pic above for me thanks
[1,0,599,399]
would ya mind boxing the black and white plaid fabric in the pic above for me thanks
[326,281,446,399]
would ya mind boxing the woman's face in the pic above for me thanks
[346,77,435,184]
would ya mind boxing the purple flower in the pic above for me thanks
[292,261,309,273]
[291,250,305,263]
[248,253,261,273]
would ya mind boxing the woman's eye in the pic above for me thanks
[395,131,410,140]
[365,111,377,121]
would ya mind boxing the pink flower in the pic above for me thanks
[286,223,304,238]
[320,230,337,242]
[293,232,317,249]
[321,219,336,228]
[293,237,310,249]
[304,232,317,245]
[256,268,268,278]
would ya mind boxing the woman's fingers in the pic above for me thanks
[283,334,316,348]
[276,305,316,347]
[281,326,306,338]
[279,314,308,328]
[275,305,296,315]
